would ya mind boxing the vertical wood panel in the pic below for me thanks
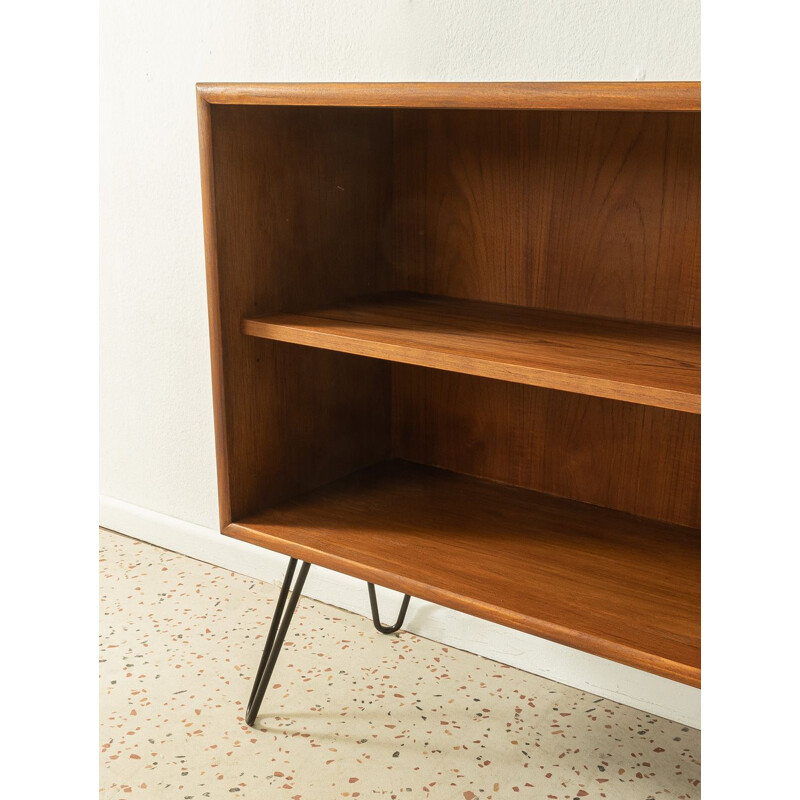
[527,112,700,326]
[395,110,700,327]
[392,365,700,528]
[394,111,527,303]
[207,105,394,523]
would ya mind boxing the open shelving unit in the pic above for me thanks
[198,82,701,690]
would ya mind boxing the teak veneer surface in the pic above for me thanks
[201,103,394,525]
[394,110,700,328]
[228,461,700,687]
[392,366,700,528]
[243,293,700,413]
[198,82,700,111]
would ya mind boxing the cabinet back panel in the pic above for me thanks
[394,110,700,328]
[392,365,700,528]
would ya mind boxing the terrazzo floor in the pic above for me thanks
[99,529,700,799]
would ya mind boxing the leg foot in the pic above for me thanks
[367,582,411,634]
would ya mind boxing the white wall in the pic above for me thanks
[100,0,701,726]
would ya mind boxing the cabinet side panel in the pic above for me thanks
[207,105,394,523]
[392,365,700,528]
[394,110,700,328]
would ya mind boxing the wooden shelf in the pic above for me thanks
[228,460,700,687]
[243,293,700,413]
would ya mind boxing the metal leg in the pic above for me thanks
[367,583,411,634]
[245,558,311,727]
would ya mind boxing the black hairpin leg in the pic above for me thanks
[245,557,311,727]
[367,582,411,634]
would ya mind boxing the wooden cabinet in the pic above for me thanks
[198,82,700,688]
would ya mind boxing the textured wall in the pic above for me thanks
[100,0,699,527]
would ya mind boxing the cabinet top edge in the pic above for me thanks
[196,82,700,112]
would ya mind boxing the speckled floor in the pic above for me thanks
[99,529,700,799]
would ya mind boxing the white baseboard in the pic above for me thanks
[100,494,700,728]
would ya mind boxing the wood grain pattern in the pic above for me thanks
[197,92,230,523]
[395,110,700,327]
[228,460,700,687]
[198,82,700,111]
[392,366,700,528]
[201,103,394,526]
[243,293,700,413]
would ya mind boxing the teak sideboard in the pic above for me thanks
[197,82,700,724]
